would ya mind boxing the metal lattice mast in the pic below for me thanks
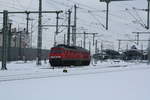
[147,0,150,29]
[73,4,77,46]
[54,12,60,46]
[8,22,12,61]
[37,0,42,65]
[83,32,86,49]
[26,12,30,34]
[67,10,71,46]
[1,10,8,70]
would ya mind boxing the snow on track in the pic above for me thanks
[0,61,149,82]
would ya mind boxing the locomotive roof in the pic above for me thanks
[54,44,89,52]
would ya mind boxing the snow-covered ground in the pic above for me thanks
[0,60,150,100]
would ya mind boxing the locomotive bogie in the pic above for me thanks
[49,58,90,66]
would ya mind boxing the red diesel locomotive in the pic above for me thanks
[49,44,91,66]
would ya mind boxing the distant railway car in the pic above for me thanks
[122,49,142,60]
[49,44,91,66]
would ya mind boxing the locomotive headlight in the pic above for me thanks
[50,56,61,58]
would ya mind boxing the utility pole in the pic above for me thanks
[89,41,91,53]
[30,19,34,48]
[8,22,12,61]
[148,39,150,64]
[99,0,110,30]
[106,0,109,30]
[136,32,140,45]
[72,4,77,46]
[37,0,42,65]
[26,12,30,34]
[126,43,129,50]
[19,31,22,60]
[64,34,66,44]
[93,34,95,46]
[67,9,71,46]
[118,40,121,51]
[81,40,82,47]
[101,41,103,52]
[147,0,150,29]
[95,40,98,54]
[83,32,86,48]
[54,12,60,46]
[1,10,8,70]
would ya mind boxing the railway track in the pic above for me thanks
[0,63,149,82]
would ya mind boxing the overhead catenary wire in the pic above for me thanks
[47,0,71,8]
[0,0,147,50]
[64,0,101,11]
[43,0,144,43]
[125,8,146,28]
[45,0,139,32]
[15,0,28,10]
[45,0,106,31]
[87,10,106,30]
[26,0,38,11]
[133,7,146,27]
[0,0,24,9]
[0,3,24,11]
[45,0,64,10]
[77,6,136,30]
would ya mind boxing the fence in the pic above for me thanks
[0,47,50,61]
